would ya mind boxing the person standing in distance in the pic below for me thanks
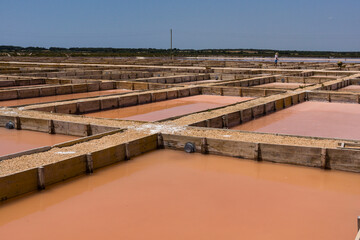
[274,52,279,66]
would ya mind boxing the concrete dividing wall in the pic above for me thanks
[0,82,117,101]
[0,129,123,163]
[0,169,38,201]
[92,144,126,169]
[27,86,201,115]
[210,73,261,81]
[319,79,352,91]
[190,92,306,128]
[0,115,17,128]
[19,117,49,132]
[20,67,213,78]
[351,79,360,85]
[307,91,360,103]
[312,71,352,76]
[44,155,87,186]
[129,74,210,84]
[115,80,186,91]
[206,138,257,159]
[213,69,253,74]
[0,134,158,202]
[0,78,45,87]
[201,86,284,97]
[260,144,322,167]
[215,76,276,87]
[276,76,334,84]
[161,134,360,172]
[327,148,360,172]
[31,70,197,80]
[0,115,118,137]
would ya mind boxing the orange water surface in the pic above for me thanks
[232,101,360,140]
[0,150,359,240]
[84,95,253,121]
[0,127,77,156]
[0,89,131,107]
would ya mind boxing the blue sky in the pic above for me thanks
[0,0,359,51]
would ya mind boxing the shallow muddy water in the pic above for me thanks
[0,150,359,240]
[0,89,131,107]
[0,128,77,156]
[84,95,253,121]
[232,101,360,140]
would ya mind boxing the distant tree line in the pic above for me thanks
[0,45,359,58]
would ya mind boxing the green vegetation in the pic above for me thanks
[0,45,359,58]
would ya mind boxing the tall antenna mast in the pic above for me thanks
[170,29,173,60]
